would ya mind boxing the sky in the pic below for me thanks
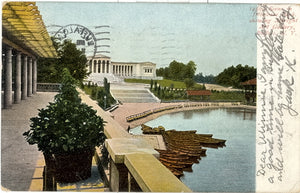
[37,2,257,75]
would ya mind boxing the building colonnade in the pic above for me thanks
[112,64,133,77]
[87,55,157,79]
[2,45,38,109]
[89,59,110,74]
[88,58,135,77]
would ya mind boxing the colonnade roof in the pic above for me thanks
[2,2,57,58]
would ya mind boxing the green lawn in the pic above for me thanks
[124,78,186,89]
[210,91,245,101]
[123,78,246,102]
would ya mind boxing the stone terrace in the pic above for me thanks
[1,92,57,191]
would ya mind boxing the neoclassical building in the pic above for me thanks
[87,54,157,79]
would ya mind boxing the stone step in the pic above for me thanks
[110,89,159,103]
[112,93,153,98]
[116,97,158,103]
[111,90,149,94]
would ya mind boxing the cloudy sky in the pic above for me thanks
[37,2,257,75]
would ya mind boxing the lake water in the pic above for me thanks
[130,108,256,192]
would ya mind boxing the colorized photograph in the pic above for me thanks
[2,1,298,192]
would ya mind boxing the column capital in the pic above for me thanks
[6,45,13,51]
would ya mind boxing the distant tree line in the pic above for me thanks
[194,73,216,84]
[215,64,256,88]
[157,61,256,89]
[156,60,197,81]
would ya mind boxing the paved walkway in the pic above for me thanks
[1,92,57,191]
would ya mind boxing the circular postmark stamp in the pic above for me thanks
[54,24,97,58]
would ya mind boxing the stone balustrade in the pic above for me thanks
[78,88,192,192]
[37,83,61,92]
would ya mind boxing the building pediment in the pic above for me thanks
[87,54,110,60]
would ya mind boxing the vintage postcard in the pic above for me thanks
[1,1,299,192]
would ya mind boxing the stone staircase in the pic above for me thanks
[111,89,159,103]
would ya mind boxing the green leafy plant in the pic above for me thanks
[23,69,105,154]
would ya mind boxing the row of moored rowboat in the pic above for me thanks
[141,124,226,178]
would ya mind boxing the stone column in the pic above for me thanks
[136,64,140,77]
[100,61,102,73]
[91,60,93,73]
[21,55,28,100]
[27,57,32,97]
[104,60,106,74]
[94,60,97,73]
[107,61,109,73]
[14,51,22,103]
[4,46,13,109]
[32,58,37,94]
[100,60,102,73]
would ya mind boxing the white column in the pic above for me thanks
[21,55,27,100]
[98,60,101,73]
[102,60,105,73]
[91,60,94,73]
[4,46,13,108]
[14,51,22,103]
[94,60,97,73]
[32,59,37,94]
[137,64,141,76]
[107,61,109,73]
[89,60,92,73]
[109,61,113,74]
[27,57,32,97]
[104,60,107,74]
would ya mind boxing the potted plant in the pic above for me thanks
[23,69,106,183]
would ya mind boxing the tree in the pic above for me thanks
[215,64,256,88]
[103,77,110,94]
[184,78,195,89]
[185,61,196,79]
[150,79,153,90]
[157,85,161,96]
[154,81,158,91]
[37,38,88,83]
[58,40,88,82]
[194,73,216,84]
[169,60,185,80]
[37,57,59,83]
[156,60,197,81]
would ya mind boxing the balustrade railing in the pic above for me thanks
[37,83,61,92]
